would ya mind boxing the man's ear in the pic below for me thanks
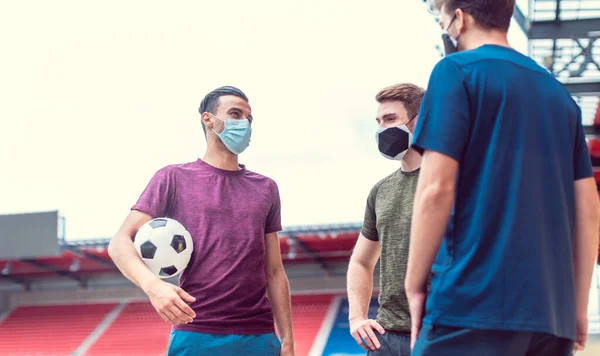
[201,112,213,131]
[455,8,466,33]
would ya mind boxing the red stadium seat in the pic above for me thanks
[290,294,334,356]
[86,301,170,356]
[0,303,116,355]
[588,138,600,158]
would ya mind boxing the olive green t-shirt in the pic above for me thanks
[361,168,419,333]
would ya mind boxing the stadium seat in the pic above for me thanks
[0,303,116,355]
[86,301,170,356]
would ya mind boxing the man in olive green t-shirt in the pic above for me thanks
[347,83,425,356]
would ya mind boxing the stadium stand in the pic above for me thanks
[0,223,363,355]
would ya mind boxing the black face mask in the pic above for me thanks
[441,15,460,56]
[375,126,412,161]
[442,32,458,56]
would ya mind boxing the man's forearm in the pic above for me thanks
[267,269,294,344]
[573,189,600,316]
[108,236,159,292]
[347,262,374,321]
[405,183,455,295]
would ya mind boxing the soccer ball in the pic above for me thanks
[133,218,193,279]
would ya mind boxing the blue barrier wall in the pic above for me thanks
[321,297,379,356]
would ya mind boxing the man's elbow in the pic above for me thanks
[107,237,123,262]
[348,255,375,275]
[107,240,116,261]
[267,264,287,281]
[419,181,455,205]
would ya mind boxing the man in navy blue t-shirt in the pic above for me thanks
[404,1,600,355]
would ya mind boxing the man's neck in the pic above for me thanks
[400,148,421,172]
[202,143,240,171]
[462,31,510,51]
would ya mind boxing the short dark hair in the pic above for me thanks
[198,86,249,134]
[432,0,515,32]
[376,83,425,119]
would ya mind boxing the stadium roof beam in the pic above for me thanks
[62,223,364,248]
[529,18,600,40]
[21,259,85,285]
[60,244,116,269]
[553,39,599,79]
[0,274,30,290]
[560,78,600,96]
[288,235,332,275]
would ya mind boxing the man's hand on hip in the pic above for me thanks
[349,318,385,351]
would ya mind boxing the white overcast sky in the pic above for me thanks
[0,0,528,240]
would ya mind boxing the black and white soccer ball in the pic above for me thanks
[133,218,193,279]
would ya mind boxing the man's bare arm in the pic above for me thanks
[573,178,600,315]
[405,151,458,347]
[265,232,294,353]
[108,210,196,325]
[405,151,458,296]
[347,234,384,351]
[347,234,380,322]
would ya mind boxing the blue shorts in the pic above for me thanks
[167,330,281,356]
[412,324,574,356]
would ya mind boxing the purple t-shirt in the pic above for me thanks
[132,159,282,335]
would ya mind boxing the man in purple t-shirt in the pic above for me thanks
[108,86,294,356]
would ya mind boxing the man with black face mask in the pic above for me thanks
[347,83,425,356]
[405,1,599,356]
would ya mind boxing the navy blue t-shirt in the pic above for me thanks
[412,44,593,340]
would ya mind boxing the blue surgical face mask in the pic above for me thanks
[210,114,252,155]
